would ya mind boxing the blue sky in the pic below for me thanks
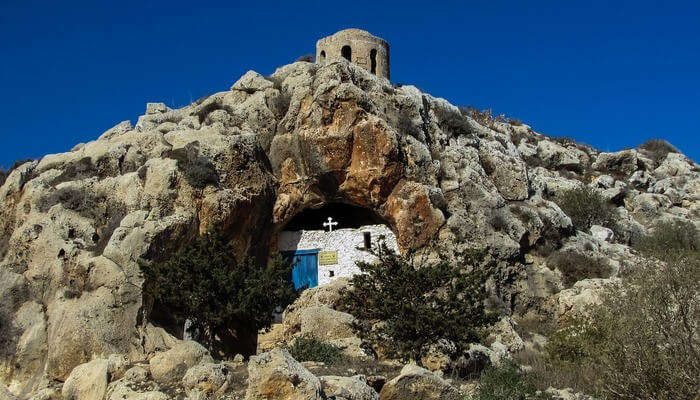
[1,0,698,168]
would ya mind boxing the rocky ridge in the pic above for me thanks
[0,58,698,398]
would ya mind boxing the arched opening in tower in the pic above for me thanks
[341,45,352,62]
[320,50,326,61]
[277,203,398,289]
[370,49,377,74]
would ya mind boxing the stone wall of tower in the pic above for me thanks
[316,29,390,80]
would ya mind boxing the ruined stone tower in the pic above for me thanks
[316,29,390,80]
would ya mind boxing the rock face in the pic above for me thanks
[0,58,698,397]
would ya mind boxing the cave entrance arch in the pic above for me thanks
[277,203,398,287]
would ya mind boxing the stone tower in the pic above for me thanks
[316,29,390,80]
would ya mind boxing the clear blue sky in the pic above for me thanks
[1,0,698,168]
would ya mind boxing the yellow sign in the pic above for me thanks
[318,251,338,265]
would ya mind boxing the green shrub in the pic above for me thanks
[634,219,699,260]
[554,186,615,231]
[547,250,612,288]
[142,231,297,357]
[0,169,6,187]
[472,360,547,400]
[341,242,495,362]
[638,139,678,166]
[288,336,344,364]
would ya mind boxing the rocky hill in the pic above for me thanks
[0,59,698,399]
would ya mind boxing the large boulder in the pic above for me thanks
[245,348,323,400]
[62,356,127,400]
[320,375,379,400]
[592,149,644,177]
[148,341,214,383]
[379,364,461,400]
[182,362,230,398]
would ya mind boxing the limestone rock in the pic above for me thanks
[536,140,582,170]
[297,306,356,341]
[592,150,642,177]
[282,278,351,338]
[549,278,620,320]
[320,375,379,400]
[420,340,456,373]
[653,153,696,179]
[590,225,614,242]
[61,356,126,400]
[379,364,461,400]
[146,103,170,115]
[106,383,168,400]
[149,341,214,383]
[487,317,525,354]
[182,362,230,398]
[546,387,596,400]
[479,140,529,200]
[231,70,274,92]
[245,348,323,400]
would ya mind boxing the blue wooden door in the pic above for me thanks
[284,249,319,290]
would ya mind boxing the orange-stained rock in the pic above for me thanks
[383,181,445,250]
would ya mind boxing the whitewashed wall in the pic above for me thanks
[278,224,399,286]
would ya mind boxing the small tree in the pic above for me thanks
[341,241,495,362]
[142,231,297,357]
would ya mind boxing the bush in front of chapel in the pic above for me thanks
[340,241,496,363]
[141,231,298,358]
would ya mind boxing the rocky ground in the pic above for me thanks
[0,57,697,399]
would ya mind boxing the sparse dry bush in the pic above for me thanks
[489,209,509,232]
[554,186,615,231]
[472,360,549,400]
[459,106,503,128]
[296,54,315,63]
[530,254,700,399]
[547,250,612,288]
[634,218,699,258]
[638,138,678,166]
[507,118,523,126]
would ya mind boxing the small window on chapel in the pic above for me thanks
[363,232,372,249]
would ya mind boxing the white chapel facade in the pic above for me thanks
[277,204,399,289]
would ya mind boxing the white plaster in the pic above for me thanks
[278,224,398,286]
